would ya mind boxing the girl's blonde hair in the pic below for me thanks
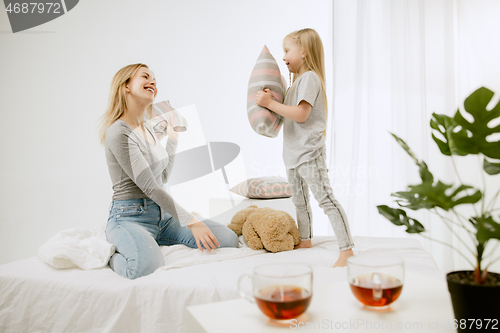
[286,28,328,136]
[97,63,155,145]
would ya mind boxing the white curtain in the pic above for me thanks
[328,0,500,273]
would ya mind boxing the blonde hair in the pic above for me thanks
[286,28,328,136]
[97,63,155,145]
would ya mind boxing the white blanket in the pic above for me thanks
[37,227,115,270]
[156,236,266,271]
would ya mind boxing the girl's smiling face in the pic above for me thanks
[283,36,306,75]
[126,67,158,103]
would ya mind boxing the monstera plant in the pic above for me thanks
[377,87,500,327]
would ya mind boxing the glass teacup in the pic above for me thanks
[238,263,313,321]
[347,254,404,309]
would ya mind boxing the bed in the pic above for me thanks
[0,231,443,333]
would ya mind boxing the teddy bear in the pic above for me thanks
[227,205,301,253]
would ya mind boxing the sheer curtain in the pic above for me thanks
[328,0,500,272]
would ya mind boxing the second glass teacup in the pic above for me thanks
[238,263,313,321]
[347,254,404,309]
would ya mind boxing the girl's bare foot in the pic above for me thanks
[332,249,354,268]
[294,240,312,249]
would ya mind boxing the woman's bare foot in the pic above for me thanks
[294,240,312,249]
[332,249,354,268]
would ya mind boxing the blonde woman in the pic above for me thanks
[98,63,238,279]
[255,28,355,267]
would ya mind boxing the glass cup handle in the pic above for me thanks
[371,272,382,301]
[237,274,255,303]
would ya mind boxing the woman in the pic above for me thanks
[97,63,239,279]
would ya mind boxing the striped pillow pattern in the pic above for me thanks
[230,177,292,199]
[247,46,287,138]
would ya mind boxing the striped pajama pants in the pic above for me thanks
[286,148,355,251]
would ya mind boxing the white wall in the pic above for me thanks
[0,0,331,264]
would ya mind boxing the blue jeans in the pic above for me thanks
[106,198,239,279]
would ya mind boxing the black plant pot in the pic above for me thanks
[447,271,500,332]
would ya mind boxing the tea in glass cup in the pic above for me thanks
[347,254,404,309]
[238,263,312,321]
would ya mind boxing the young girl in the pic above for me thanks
[255,28,355,267]
[97,63,238,279]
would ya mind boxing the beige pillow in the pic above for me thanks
[230,177,292,199]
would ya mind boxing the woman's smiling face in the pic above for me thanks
[126,67,158,103]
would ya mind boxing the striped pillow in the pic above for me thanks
[230,177,292,199]
[247,46,287,138]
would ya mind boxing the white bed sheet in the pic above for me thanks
[0,236,443,333]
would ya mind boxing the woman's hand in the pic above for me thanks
[255,88,273,108]
[187,218,220,252]
[151,116,168,133]
[166,124,179,141]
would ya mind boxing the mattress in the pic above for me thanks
[0,235,443,333]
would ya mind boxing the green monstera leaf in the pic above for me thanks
[472,215,500,244]
[390,132,419,163]
[430,113,468,156]
[393,183,482,211]
[453,87,500,159]
[390,133,433,183]
[390,132,482,211]
[377,205,425,233]
[484,158,500,175]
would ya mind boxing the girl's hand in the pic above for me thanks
[166,124,179,141]
[255,88,273,108]
[187,218,220,252]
